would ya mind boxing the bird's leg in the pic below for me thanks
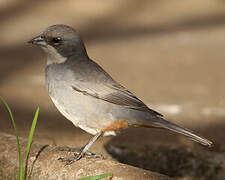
[58,132,103,165]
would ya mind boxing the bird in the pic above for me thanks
[28,24,212,164]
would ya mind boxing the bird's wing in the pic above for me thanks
[70,59,162,116]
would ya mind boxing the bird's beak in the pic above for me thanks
[28,34,47,47]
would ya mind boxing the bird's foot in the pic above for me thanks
[57,146,104,165]
[58,153,83,165]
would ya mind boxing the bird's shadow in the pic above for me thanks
[104,127,224,180]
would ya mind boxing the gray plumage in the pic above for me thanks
[28,24,212,164]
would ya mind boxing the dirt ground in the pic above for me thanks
[0,0,225,179]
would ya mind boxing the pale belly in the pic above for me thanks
[47,80,119,136]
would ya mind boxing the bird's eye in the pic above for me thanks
[52,37,61,44]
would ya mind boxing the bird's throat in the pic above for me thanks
[42,45,67,65]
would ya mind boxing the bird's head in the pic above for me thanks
[28,24,87,64]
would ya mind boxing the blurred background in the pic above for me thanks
[0,0,225,179]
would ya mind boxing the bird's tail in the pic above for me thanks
[138,117,213,147]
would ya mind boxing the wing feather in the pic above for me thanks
[68,57,163,117]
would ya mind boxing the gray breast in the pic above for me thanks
[45,63,119,134]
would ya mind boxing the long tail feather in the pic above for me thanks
[140,117,213,147]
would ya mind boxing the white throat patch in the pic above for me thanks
[42,45,67,65]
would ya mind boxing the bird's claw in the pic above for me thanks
[58,148,104,165]
[58,153,82,165]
